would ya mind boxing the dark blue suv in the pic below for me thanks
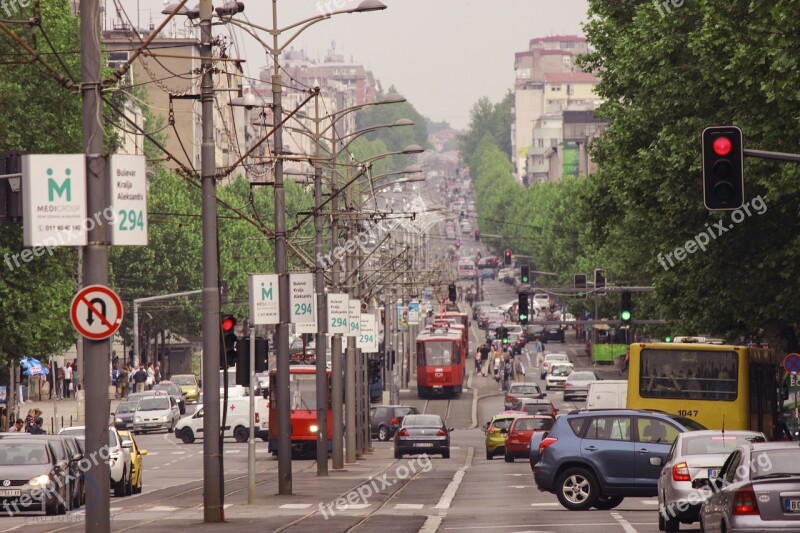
[532,409,705,510]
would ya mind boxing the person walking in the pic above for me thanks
[7,418,24,432]
[480,342,491,377]
[63,363,73,399]
[534,337,544,367]
[133,365,148,393]
[146,363,156,390]
[56,365,64,400]
[29,417,46,435]
[117,365,130,400]
[45,363,54,400]
[154,362,162,385]
[502,356,513,392]
[514,356,526,383]
[474,348,482,375]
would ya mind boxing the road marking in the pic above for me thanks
[149,506,179,512]
[434,446,473,510]
[171,451,186,455]
[395,503,424,510]
[530,503,560,507]
[145,452,158,456]
[506,473,525,476]
[419,516,442,533]
[610,511,640,533]
[223,504,233,509]
[509,485,533,489]
[225,449,241,454]
[338,503,371,510]
[279,503,312,509]
[445,522,626,530]
[639,500,658,505]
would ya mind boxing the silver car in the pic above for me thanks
[697,441,800,532]
[562,371,599,401]
[657,430,765,531]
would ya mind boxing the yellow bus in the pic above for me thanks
[626,339,783,438]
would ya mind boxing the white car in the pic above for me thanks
[545,363,574,390]
[59,425,132,497]
[133,395,181,434]
[539,353,571,379]
[532,293,550,310]
[176,396,269,444]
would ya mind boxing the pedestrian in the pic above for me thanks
[773,415,794,441]
[534,337,544,367]
[480,342,491,377]
[503,357,513,392]
[154,362,162,385]
[71,361,79,392]
[56,365,64,400]
[493,354,502,386]
[146,363,155,390]
[474,348,482,375]
[24,409,35,432]
[514,357,526,382]
[7,418,24,432]
[63,362,73,399]
[29,416,46,435]
[117,365,130,400]
[45,363,54,400]
[133,365,148,393]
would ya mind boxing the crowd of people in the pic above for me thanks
[5,408,47,434]
[473,337,541,392]
[112,362,162,400]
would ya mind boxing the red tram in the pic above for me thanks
[268,365,332,457]
[416,324,465,398]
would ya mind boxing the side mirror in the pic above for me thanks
[649,457,663,466]
[481,423,489,432]
[70,453,83,462]
[139,449,148,456]
[448,427,454,432]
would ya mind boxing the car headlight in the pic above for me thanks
[160,415,168,422]
[134,416,142,423]
[115,417,123,424]
[29,475,50,486]
[309,424,319,434]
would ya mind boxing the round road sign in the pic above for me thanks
[784,353,800,375]
[70,284,124,340]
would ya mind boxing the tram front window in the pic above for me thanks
[424,341,453,366]
[290,374,317,410]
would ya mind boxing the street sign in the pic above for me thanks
[347,300,361,338]
[784,353,800,374]
[22,154,87,247]
[327,293,349,335]
[289,273,314,324]
[397,300,408,331]
[295,304,317,334]
[408,301,420,325]
[108,154,148,245]
[249,274,279,325]
[70,284,123,340]
[357,314,378,352]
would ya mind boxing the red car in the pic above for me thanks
[503,415,554,462]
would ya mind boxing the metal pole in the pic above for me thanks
[80,1,110,531]
[199,0,223,520]
[76,252,84,389]
[248,327,256,504]
[271,0,292,494]
[133,301,139,367]
[330,131,344,470]
[390,288,398,405]
[345,215,357,463]
[313,94,329,475]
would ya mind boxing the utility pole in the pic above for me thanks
[199,0,223,520]
[345,187,357,463]
[313,94,328,475]
[80,1,110,531]
[330,148,344,470]
[391,287,398,404]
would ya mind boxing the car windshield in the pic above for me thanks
[514,418,553,431]
[171,376,195,386]
[0,443,49,465]
[752,449,800,479]
[404,415,442,427]
[550,365,572,376]
[681,434,764,455]
[491,417,516,430]
[509,385,540,395]
[116,402,138,414]
[522,404,551,415]
[137,398,170,411]
[569,372,597,381]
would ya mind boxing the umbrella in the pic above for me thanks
[19,356,48,377]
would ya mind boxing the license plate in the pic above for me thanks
[414,443,434,447]
[433,386,443,389]
[785,498,800,512]
[708,468,720,478]
[0,489,21,497]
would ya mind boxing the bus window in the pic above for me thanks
[423,341,454,366]
[290,374,317,410]
[639,349,738,400]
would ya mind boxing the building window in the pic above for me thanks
[538,139,544,148]
[551,138,559,147]
[551,85,562,92]
[516,68,531,79]
[561,41,575,49]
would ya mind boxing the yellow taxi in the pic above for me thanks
[170,374,201,403]
[482,411,523,460]
[118,430,147,494]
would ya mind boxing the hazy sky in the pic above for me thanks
[134,1,590,130]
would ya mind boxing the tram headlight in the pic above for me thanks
[309,424,319,434]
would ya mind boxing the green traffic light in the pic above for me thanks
[665,336,672,343]
[519,314,527,321]
[502,338,509,344]
[620,310,631,321]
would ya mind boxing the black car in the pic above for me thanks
[0,438,70,515]
[370,405,420,441]
[542,325,566,343]
[394,414,452,459]
[114,400,139,430]
[8,434,84,511]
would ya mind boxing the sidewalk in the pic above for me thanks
[7,386,118,433]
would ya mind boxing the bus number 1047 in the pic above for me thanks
[677,409,699,417]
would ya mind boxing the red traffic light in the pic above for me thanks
[712,136,732,156]
[221,315,236,332]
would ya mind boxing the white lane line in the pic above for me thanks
[149,506,179,512]
[171,451,186,455]
[279,503,312,509]
[639,500,658,505]
[338,503,371,510]
[419,516,442,533]
[610,511,640,533]
[530,502,560,507]
[434,446,473,510]
[395,503,424,510]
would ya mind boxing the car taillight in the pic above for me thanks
[672,462,690,482]
[390,418,399,425]
[505,396,514,404]
[732,486,759,515]
[564,383,573,387]
[255,413,260,424]
[398,429,409,437]
[539,436,557,456]
[437,428,447,436]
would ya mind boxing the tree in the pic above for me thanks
[458,91,513,166]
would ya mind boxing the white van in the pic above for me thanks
[174,396,269,444]
[586,380,628,409]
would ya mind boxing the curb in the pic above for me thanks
[470,387,505,429]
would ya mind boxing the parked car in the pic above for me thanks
[169,374,201,403]
[58,425,133,498]
[118,430,148,494]
[540,353,571,379]
[545,363,574,390]
[394,414,452,459]
[514,398,558,418]
[533,409,706,510]
[0,438,70,515]
[133,395,181,434]
[503,415,554,462]
[504,383,546,410]
[114,400,139,430]
[696,441,800,532]
[483,412,523,460]
[370,405,420,441]
[658,430,766,531]
[563,371,600,401]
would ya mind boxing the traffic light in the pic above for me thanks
[501,326,509,345]
[504,249,512,266]
[620,291,632,324]
[448,283,457,303]
[236,337,269,386]
[702,126,744,210]
[574,274,586,299]
[455,240,461,249]
[221,314,238,368]
[664,336,672,343]
[520,265,530,284]
[474,230,480,242]
[518,292,529,325]
[0,151,25,223]
[594,268,606,296]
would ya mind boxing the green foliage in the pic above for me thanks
[458,92,513,166]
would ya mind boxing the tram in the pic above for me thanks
[416,324,466,398]
[268,364,332,457]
